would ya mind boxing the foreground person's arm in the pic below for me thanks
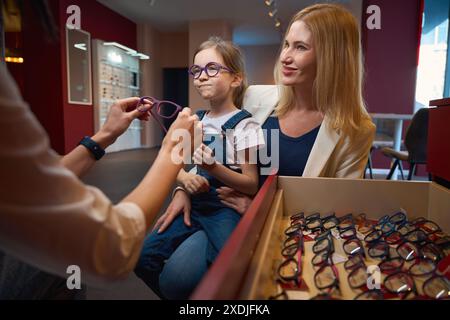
[60,97,151,177]
[0,63,198,286]
[122,109,199,230]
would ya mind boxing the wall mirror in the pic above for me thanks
[66,27,92,105]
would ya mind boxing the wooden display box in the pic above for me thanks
[191,176,450,300]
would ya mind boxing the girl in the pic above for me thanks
[135,36,265,299]
[157,3,376,299]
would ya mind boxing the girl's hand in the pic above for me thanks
[216,186,253,215]
[193,143,216,171]
[181,172,210,194]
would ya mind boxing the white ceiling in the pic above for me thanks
[97,0,361,46]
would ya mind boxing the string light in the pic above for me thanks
[275,19,281,28]
[5,57,24,63]
[263,0,283,33]
[268,8,278,17]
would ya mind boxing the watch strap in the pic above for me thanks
[79,136,105,160]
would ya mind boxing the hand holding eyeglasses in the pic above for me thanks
[130,96,184,132]
[130,96,202,158]
[94,97,153,148]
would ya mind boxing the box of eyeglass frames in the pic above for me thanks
[191,176,450,300]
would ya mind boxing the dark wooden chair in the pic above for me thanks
[381,108,429,180]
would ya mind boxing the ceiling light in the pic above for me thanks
[275,19,281,28]
[265,0,274,6]
[136,53,150,60]
[103,42,150,60]
[107,51,122,64]
[268,8,278,17]
[104,42,137,55]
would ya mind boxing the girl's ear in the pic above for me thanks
[230,73,243,88]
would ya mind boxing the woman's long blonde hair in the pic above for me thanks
[194,36,248,108]
[275,4,371,137]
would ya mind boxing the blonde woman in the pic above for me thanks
[152,3,375,299]
[222,2,376,209]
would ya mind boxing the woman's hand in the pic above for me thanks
[162,108,201,158]
[216,186,253,215]
[93,97,153,149]
[61,97,152,177]
[152,189,192,233]
[180,172,210,194]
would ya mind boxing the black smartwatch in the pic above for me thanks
[79,136,105,160]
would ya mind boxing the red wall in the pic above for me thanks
[22,0,65,152]
[13,0,136,154]
[362,0,423,173]
[58,0,137,153]
[4,32,25,94]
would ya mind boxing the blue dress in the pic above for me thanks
[258,116,321,186]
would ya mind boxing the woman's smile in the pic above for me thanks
[282,66,298,76]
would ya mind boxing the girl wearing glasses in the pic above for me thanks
[135,37,265,299]
[150,3,376,300]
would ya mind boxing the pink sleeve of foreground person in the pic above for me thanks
[0,63,147,287]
